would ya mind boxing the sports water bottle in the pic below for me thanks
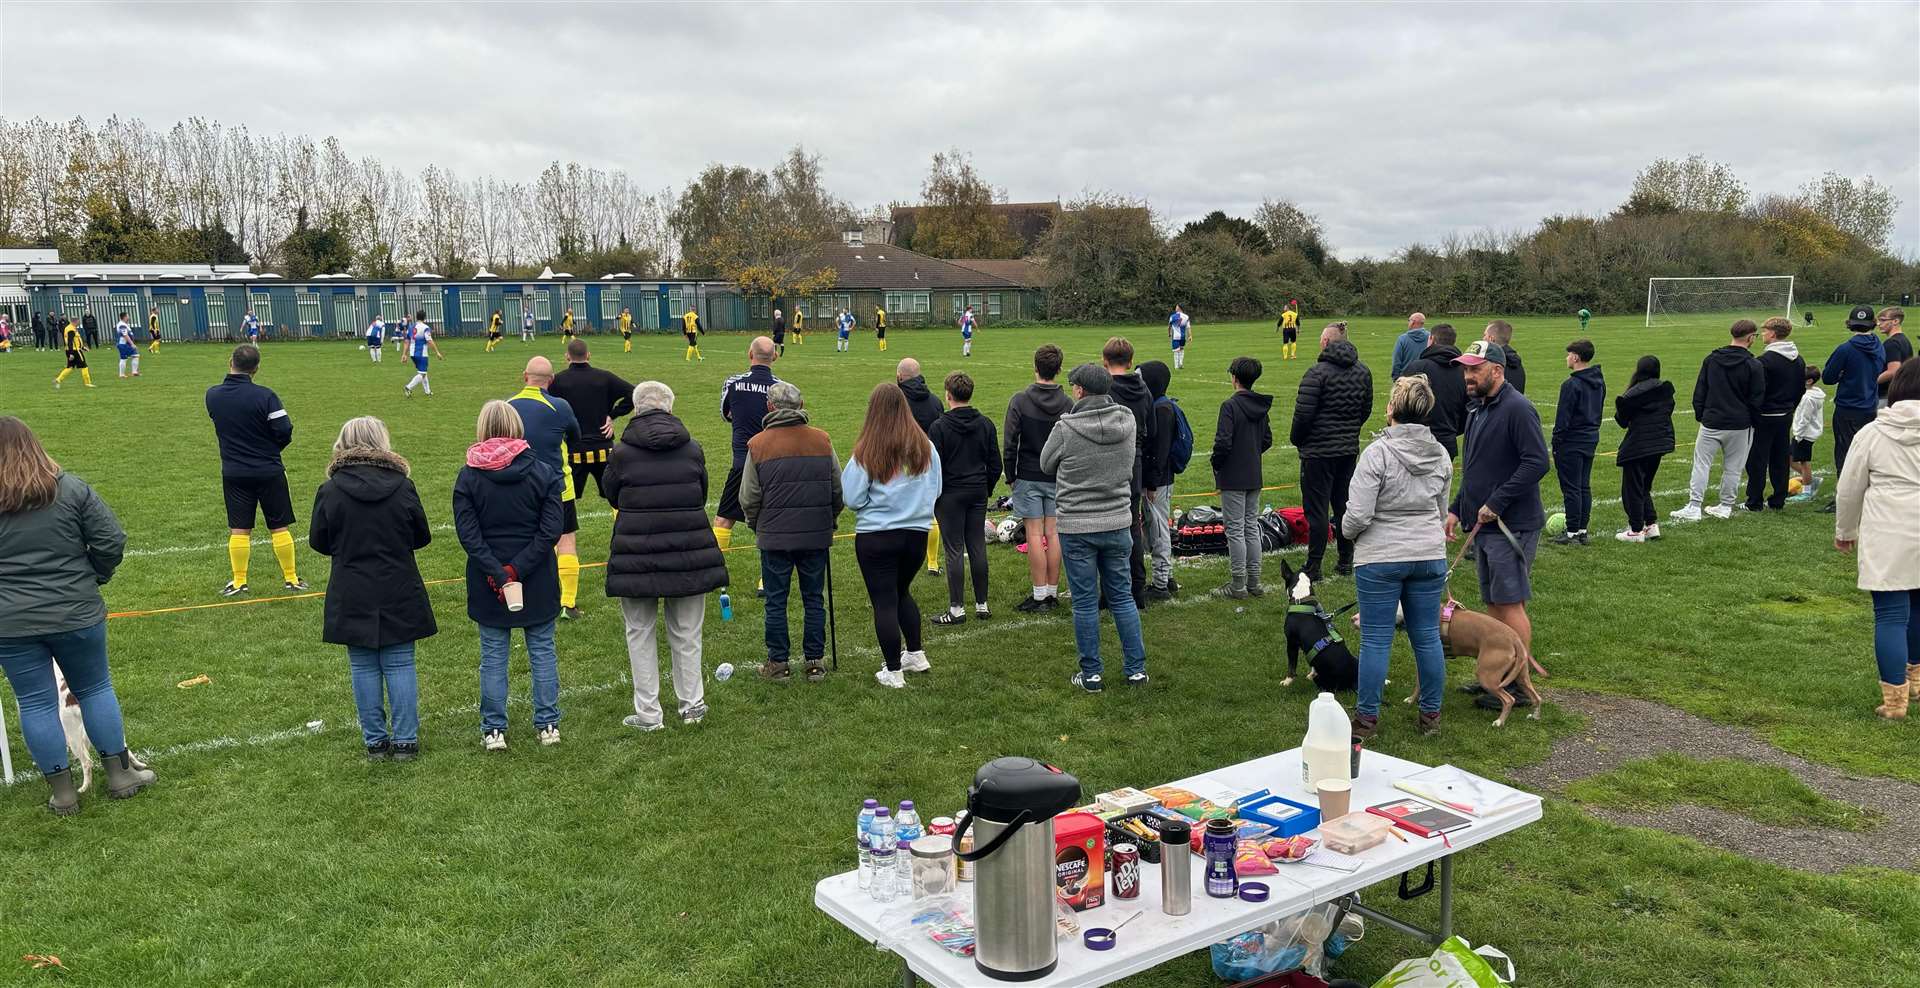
[894,801,923,889]
[868,807,898,903]
[856,798,879,889]
[719,591,733,622]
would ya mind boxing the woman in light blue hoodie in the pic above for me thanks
[842,383,943,688]
[1342,375,1453,737]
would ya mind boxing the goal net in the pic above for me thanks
[1646,276,1794,327]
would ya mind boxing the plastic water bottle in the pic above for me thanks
[714,662,735,683]
[719,591,733,622]
[895,800,924,889]
[868,806,898,903]
[856,798,879,889]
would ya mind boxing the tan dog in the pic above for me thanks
[1409,600,1546,727]
[53,667,148,792]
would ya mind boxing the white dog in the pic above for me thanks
[52,667,146,792]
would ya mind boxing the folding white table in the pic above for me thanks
[815,748,1541,987]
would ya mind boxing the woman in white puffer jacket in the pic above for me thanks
[1835,360,1920,719]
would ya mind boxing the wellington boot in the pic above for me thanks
[103,749,156,799]
[1875,678,1909,720]
[45,768,80,816]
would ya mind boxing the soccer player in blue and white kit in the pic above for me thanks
[836,308,854,352]
[114,312,142,378]
[243,308,262,345]
[959,305,977,358]
[365,315,386,363]
[402,311,445,397]
[1168,304,1191,370]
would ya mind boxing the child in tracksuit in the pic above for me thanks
[1551,339,1605,545]
[1789,364,1825,501]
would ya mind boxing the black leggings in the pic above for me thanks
[1620,455,1662,532]
[935,490,990,607]
[855,529,926,671]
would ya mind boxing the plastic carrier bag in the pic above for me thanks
[1369,936,1514,987]
[1209,902,1362,981]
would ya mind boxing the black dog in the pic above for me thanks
[1278,560,1359,692]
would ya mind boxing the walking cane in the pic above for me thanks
[826,549,839,670]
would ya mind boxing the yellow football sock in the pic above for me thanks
[685,346,694,361]
[56,368,72,383]
[271,530,299,583]
[228,534,251,586]
[80,368,92,386]
[926,523,941,572]
[558,552,580,608]
[879,339,888,351]
[623,339,632,352]
[713,525,734,552]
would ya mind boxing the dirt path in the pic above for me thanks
[1513,689,1920,874]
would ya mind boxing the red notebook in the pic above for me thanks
[1367,799,1473,838]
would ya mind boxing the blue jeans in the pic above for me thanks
[1061,529,1146,679]
[478,621,559,734]
[762,548,828,663]
[1871,589,1920,686]
[1355,559,1449,717]
[0,621,126,775]
[347,643,420,746]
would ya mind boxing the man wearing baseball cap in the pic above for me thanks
[1820,305,1888,512]
[1448,340,1550,656]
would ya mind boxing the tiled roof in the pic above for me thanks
[945,258,1054,288]
[785,242,1021,291]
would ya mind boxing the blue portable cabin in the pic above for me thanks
[20,271,727,343]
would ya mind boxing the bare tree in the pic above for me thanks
[1797,172,1901,250]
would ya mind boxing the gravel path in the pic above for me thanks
[1513,689,1920,874]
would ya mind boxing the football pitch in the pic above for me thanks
[2,307,1916,987]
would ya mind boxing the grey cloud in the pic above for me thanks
[3,1,1914,257]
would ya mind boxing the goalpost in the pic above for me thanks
[1645,275,1794,327]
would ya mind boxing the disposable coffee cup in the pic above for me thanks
[502,581,524,612]
[1317,778,1352,821]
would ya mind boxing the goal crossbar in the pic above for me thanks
[1646,275,1795,327]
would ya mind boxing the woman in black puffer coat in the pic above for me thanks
[604,382,728,730]
[1612,355,1677,542]
[309,416,436,761]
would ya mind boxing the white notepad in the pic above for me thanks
[1395,765,1534,818]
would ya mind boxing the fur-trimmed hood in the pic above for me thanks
[327,448,411,478]
[325,449,412,503]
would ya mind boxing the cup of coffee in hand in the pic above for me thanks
[502,581,524,612]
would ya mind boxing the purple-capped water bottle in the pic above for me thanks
[856,798,879,889]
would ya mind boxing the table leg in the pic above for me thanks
[1438,854,1454,942]
[1336,852,1458,948]
[899,958,918,988]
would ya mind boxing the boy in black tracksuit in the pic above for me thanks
[1746,317,1806,511]
[1678,320,1765,519]
[927,371,1001,623]
[1550,340,1604,544]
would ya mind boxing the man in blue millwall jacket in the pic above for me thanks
[205,344,304,596]
[1821,304,1887,512]
[712,337,781,585]
[1447,340,1550,659]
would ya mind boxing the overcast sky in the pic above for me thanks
[3,1,1916,258]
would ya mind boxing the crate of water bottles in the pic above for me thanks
[856,797,963,903]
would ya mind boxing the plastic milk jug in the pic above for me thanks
[1301,692,1352,790]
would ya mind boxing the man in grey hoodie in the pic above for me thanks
[1041,364,1146,692]
[1746,317,1806,512]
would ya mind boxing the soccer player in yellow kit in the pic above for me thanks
[1279,303,1300,359]
[875,305,888,351]
[148,307,163,353]
[561,307,575,340]
[683,308,705,360]
[53,319,93,389]
[792,307,804,345]
[619,307,634,352]
[485,309,504,351]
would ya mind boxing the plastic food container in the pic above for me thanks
[1319,812,1396,854]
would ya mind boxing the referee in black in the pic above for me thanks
[547,338,636,504]
[205,343,305,596]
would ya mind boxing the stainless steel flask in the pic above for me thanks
[952,757,1082,982]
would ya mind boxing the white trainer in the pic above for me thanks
[1703,505,1733,520]
[1669,505,1702,522]
[874,668,907,689]
[537,725,561,746]
[482,730,507,751]
[1615,529,1647,543]
[901,650,931,673]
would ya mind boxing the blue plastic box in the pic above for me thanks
[1236,794,1321,836]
